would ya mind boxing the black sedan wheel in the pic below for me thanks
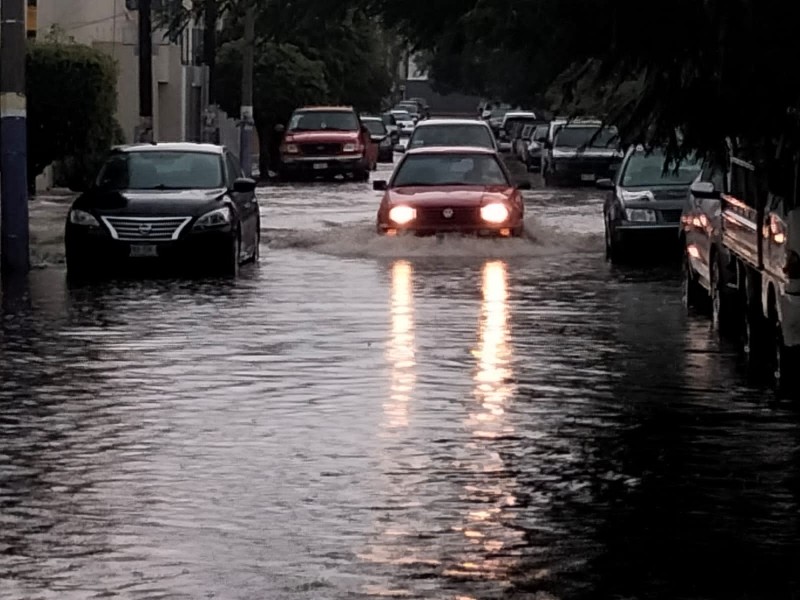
[605,220,625,264]
[214,236,240,278]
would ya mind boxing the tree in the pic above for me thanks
[26,39,122,189]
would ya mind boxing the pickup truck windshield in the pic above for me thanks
[289,111,359,132]
[393,154,508,187]
[622,151,702,187]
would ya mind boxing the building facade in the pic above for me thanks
[35,0,207,144]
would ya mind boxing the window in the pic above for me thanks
[288,110,359,132]
[393,154,509,187]
[554,127,618,149]
[226,153,242,187]
[409,125,494,149]
[363,120,387,136]
[621,150,702,187]
[96,151,225,190]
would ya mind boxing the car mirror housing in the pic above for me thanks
[596,178,615,190]
[690,180,720,199]
[373,180,388,191]
[233,177,257,193]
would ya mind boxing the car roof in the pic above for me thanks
[415,119,488,127]
[114,142,224,154]
[504,111,537,118]
[405,146,498,156]
[295,106,355,112]
[360,116,383,122]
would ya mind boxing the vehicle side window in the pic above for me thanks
[225,153,242,188]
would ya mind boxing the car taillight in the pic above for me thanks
[785,250,800,279]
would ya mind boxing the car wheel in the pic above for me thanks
[246,226,260,264]
[711,258,735,335]
[354,169,369,182]
[740,299,768,376]
[216,235,240,278]
[682,250,708,313]
[605,220,625,263]
[768,319,797,395]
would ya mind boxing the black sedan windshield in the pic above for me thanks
[622,151,702,187]
[393,154,508,187]
[96,152,224,190]
[555,127,618,148]
[409,125,494,149]
[289,111,359,132]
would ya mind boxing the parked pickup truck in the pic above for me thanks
[691,155,800,393]
[277,106,373,181]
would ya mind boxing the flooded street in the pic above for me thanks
[3,162,800,599]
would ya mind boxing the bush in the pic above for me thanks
[27,41,120,189]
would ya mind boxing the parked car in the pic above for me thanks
[522,124,550,171]
[513,124,537,160]
[64,143,260,279]
[486,108,511,134]
[680,164,734,327]
[395,102,421,123]
[409,97,431,119]
[380,112,401,142]
[600,146,702,262]
[361,116,394,163]
[390,110,416,136]
[401,119,498,152]
[542,122,622,185]
[277,106,372,181]
[373,146,529,237]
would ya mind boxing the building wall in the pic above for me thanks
[37,0,190,143]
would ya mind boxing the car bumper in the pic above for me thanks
[66,225,234,269]
[377,219,522,237]
[614,222,681,245]
[280,155,367,175]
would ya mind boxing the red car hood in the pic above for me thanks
[387,185,514,207]
[284,131,359,143]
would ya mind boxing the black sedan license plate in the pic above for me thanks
[129,244,158,258]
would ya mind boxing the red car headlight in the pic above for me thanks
[389,206,416,225]
[480,203,510,224]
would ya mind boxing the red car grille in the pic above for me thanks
[300,142,342,156]
[416,206,480,227]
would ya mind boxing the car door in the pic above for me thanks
[225,151,258,253]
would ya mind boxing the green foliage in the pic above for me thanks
[26,40,121,188]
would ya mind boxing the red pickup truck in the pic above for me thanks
[277,106,375,181]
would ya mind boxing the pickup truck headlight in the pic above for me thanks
[283,143,299,154]
[193,206,232,230]
[625,208,656,222]
[69,209,99,227]
[343,143,359,153]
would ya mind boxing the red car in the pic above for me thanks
[373,147,529,236]
[277,106,374,181]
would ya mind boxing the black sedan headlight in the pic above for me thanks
[69,209,100,227]
[193,207,232,231]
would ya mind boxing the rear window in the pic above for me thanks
[554,127,618,149]
[288,110,359,132]
[408,125,494,150]
[363,120,387,136]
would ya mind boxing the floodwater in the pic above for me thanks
[2,161,800,599]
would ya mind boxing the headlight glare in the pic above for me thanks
[389,205,416,225]
[480,203,510,224]
[69,209,99,227]
[625,208,657,222]
[193,206,232,230]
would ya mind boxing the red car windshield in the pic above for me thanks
[393,154,508,187]
[288,111,359,132]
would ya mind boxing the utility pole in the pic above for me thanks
[0,0,31,276]
[202,0,219,143]
[137,0,154,143]
[239,3,255,177]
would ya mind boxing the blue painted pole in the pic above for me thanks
[0,0,31,276]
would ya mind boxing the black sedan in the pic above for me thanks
[600,146,702,262]
[65,143,260,279]
[361,116,396,163]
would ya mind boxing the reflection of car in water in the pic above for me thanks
[600,146,701,262]
[277,106,372,181]
[402,119,498,152]
[542,122,622,186]
[65,143,260,279]
[373,146,529,237]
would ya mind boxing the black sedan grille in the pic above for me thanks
[102,216,193,242]
[300,143,342,156]
[416,206,480,227]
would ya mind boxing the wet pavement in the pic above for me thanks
[2,160,800,599]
